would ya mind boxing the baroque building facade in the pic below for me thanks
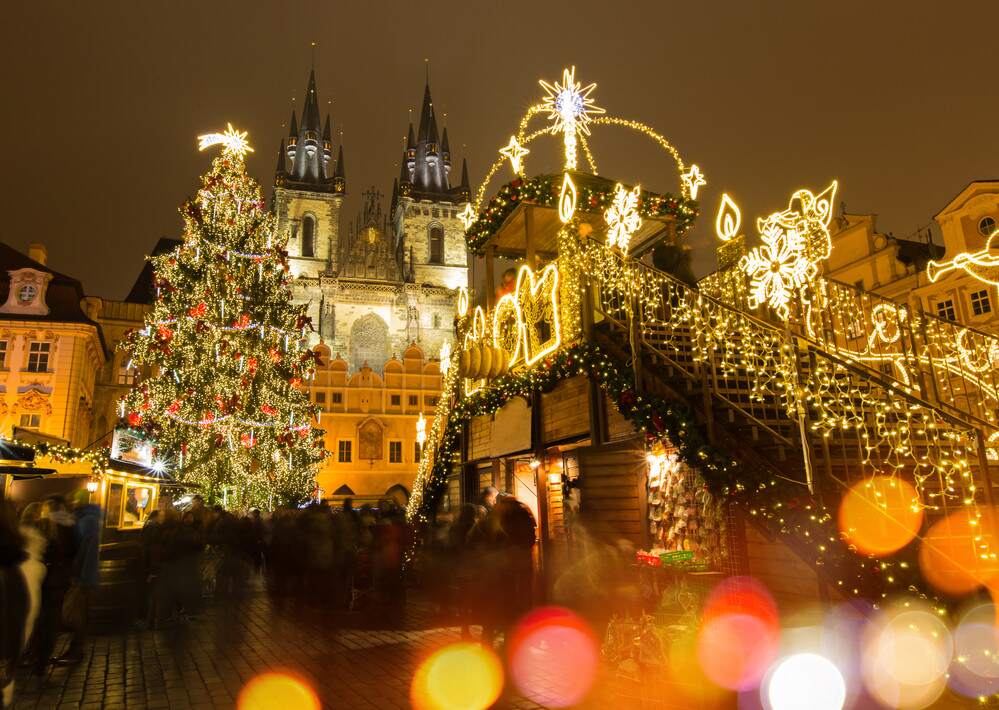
[272,69,471,500]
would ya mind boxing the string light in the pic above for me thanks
[927,230,999,286]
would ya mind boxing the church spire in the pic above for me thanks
[333,144,346,194]
[275,139,286,176]
[280,67,339,189]
[460,158,469,190]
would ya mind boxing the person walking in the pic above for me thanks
[0,502,43,708]
[52,489,101,666]
[29,497,75,673]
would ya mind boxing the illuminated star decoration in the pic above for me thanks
[458,203,477,231]
[197,123,254,160]
[539,66,605,169]
[499,135,530,175]
[740,217,816,320]
[681,164,706,200]
[604,183,643,253]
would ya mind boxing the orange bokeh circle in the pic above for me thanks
[919,507,999,596]
[237,672,320,710]
[838,476,923,556]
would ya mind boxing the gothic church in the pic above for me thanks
[273,69,470,373]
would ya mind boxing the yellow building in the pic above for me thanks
[309,343,441,503]
[824,213,942,303]
[0,242,105,447]
[912,180,999,329]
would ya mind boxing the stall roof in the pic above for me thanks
[484,172,676,259]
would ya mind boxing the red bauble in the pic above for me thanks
[128,412,143,427]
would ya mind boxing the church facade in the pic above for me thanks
[272,69,471,501]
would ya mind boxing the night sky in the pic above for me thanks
[3,1,998,299]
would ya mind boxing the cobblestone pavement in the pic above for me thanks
[8,587,559,710]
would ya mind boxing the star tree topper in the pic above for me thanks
[197,123,254,160]
[539,66,604,169]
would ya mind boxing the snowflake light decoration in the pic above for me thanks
[604,183,642,253]
[539,66,604,169]
[499,135,530,175]
[740,219,817,320]
[197,123,254,159]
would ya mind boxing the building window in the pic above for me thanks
[331,392,342,404]
[315,391,326,404]
[17,285,37,305]
[391,394,401,406]
[26,342,51,372]
[116,359,134,385]
[971,290,992,316]
[429,224,444,264]
[302,215,316,257]
[936,299,957,321]
[415,442,422,463]
[389,440,403,463]
[337,440,352,463]
[0,341,7,369]
[19,414,40,430]
[408,395,418,406]
[426,396,439,407]
[979,216,997,237]
[432,314,441,329]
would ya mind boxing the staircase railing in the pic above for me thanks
[578,241,994,523]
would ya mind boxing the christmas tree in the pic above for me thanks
[121,125,325,508]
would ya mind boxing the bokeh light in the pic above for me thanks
[508,607,599,707]
[411,643,504,710]
[765,653,846,710]
[919,507,999,596]
[949,602,999,698]
[838,476,922,556]
[237,672,319,710]
[697,577,780,691]
[862,605,952,708]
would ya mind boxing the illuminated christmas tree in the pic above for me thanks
[121,126,325,508]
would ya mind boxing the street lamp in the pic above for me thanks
[416,412,427,447]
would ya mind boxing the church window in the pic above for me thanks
[979,216,997,238]
[936,299,957,321]
[429,224,444,264]
[389,440,403,463]
[337,440,352,463]
[971,289,992,316]
[302,215,316,257]
[432,314,441,329]
[19,414,40,430]
[26,342,50,372]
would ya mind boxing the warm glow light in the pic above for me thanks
[862,607,951,709]
[604,183,642,253]
[198,123,254,159]
[237,672,319,710]
[715,193,741,242]
[681,164,706,200]
[838,476,923,556]
[949,603,999,698]
[508,607,598,707]
[456,287,469,318]
[558,172,577,223]
[927,231,999,286]
[416,412,427,446]
[411,643,504,710]
[86,479,98,493]
[539,66,604,169]
[438,342,451,374]
[498,135,530,175]
[516,263,561,366]
[458,203,476,230]
[766,653,846,710]
[919,506,999,595]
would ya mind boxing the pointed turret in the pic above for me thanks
[417,82,434,142]
[460,158,469,190]
[322,114,332,142]
[406,123,416,151]
[288,110,298,139]
[275,139,287,176]
[322,115,333,171]
[333,144,346,194]
[301,69,322,134]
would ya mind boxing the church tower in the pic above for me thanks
[273,68,346,280]
[391,80,470,291]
